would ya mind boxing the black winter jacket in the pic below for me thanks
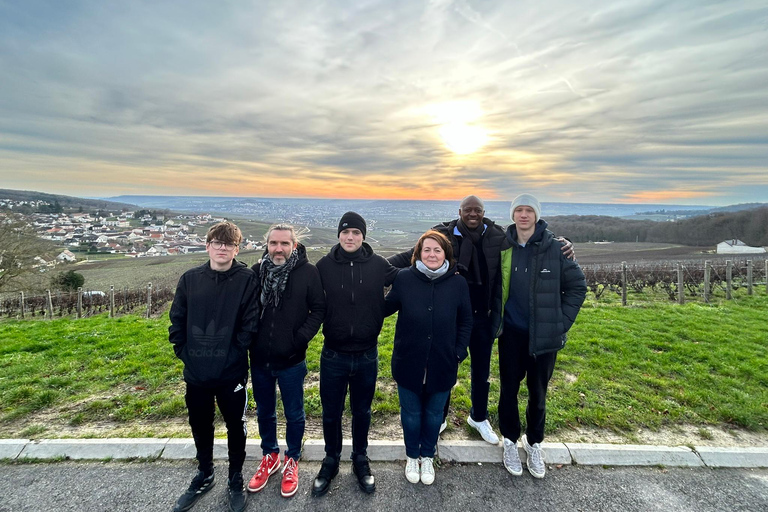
[490,221,587,356]
[317,242,400,353]
[251,244,325,371]
[387,217,505,314]
[385,265,473,394]
[169,260,259,387]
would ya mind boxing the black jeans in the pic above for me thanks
[497,327,557,444]
[320,346,378,459]
[443,312,494,422]
[186,375,248,477]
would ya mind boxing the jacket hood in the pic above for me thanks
[203,258,249,277]
[505,219,549,247]
[327,241,374,263]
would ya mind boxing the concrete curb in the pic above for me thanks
[2,438,766,468]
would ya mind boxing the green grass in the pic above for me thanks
[0,295,766,439]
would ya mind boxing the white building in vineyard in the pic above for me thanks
[716,239,766,254]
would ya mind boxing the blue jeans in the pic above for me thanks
[320,346,378,459]
[398,385,450,459]
[251,360,307,460]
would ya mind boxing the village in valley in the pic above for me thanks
[1,197,265,266]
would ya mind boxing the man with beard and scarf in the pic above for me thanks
[491,194,586,480]
[247,224,325,499]
[311,212,400,497]
[388,195,574,446]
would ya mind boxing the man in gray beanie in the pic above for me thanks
[491,193,587,480]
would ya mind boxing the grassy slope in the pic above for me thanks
[0,295,765,438]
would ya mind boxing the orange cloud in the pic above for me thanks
[619,190,720,203]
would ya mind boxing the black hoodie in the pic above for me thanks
[316,242,399,353]
[251,244,326,370]
[169,259,259,387]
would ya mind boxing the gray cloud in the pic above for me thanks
[1,0,767,204]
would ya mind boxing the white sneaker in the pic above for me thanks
[467,416,500,445]
[405,457,420,484]
[502,437,522,476]
[522,434,546,479]
[439,421,447,434]
[420,457,435,485]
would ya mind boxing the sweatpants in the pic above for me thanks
[185,375,248,478]
[498,327,557,445]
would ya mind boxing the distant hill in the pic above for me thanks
[0,189,138,212]
[548,206,768,246]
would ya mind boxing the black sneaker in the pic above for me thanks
[352,455,375,494]
[173,469,215,512]
[312,456,339,497]
[228,472,248,512]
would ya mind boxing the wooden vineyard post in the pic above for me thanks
[19,292,25,319]
[77,287,83,318]
[704,260,711,303]
[726,261,733,300]
[621,261,627,306]
[677,262,684,305]
[747,260,753,296]
[146,282,152,319]
[46,289,54,319]
[109,285,115,318]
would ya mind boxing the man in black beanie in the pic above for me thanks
[312,212,399,497]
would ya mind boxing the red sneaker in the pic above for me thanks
[280,457,299,498]
[247,452,280,493]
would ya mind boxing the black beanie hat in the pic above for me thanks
[337,211,367,239]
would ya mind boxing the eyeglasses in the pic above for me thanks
[208,240,237,250]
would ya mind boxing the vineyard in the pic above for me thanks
[1,256,766,319]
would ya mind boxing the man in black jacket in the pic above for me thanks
[312,212,399,496]
[388,196,573,445]
[169,221,258,512]
[490,194,586,480]
[247,224,325,499]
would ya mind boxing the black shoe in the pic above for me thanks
[311,456,339,497]
[227,472,247,512]
[173,469,215,512]
[352,455,375,494]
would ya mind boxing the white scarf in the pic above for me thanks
[415,259,449,280]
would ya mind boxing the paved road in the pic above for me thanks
[2,460,766,512]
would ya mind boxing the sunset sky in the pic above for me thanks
[1,1,767,205]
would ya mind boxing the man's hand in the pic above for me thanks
[556,237,575,260]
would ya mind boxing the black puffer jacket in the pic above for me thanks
[251,244,326,371]
[385,265,473,394]
[490,221,587,356]
[387,217,505,313]
[316,242,399,353]
[169,260,259,386]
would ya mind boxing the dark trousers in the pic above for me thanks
[498,327,557,444]
[320,346,378,459]
[251,360,307,460]
[186,376,248,477]
[443,312,494,421]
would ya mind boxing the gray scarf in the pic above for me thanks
[415,260,449,280]
[260,250,299,307]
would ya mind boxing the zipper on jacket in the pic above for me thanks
[350,261,355,338]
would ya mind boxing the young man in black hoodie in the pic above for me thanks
[247,224,325,499]
[169,221,258,512]
[311,212,399,497]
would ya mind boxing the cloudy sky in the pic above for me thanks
[1,0,767,204]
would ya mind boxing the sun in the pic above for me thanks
[439,122,488,155]
[429,101,489,155]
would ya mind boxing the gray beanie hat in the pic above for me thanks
[510,193,541,223]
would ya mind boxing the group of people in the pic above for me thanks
[168,194,587,512]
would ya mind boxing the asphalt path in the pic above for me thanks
[2,460,766,512]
